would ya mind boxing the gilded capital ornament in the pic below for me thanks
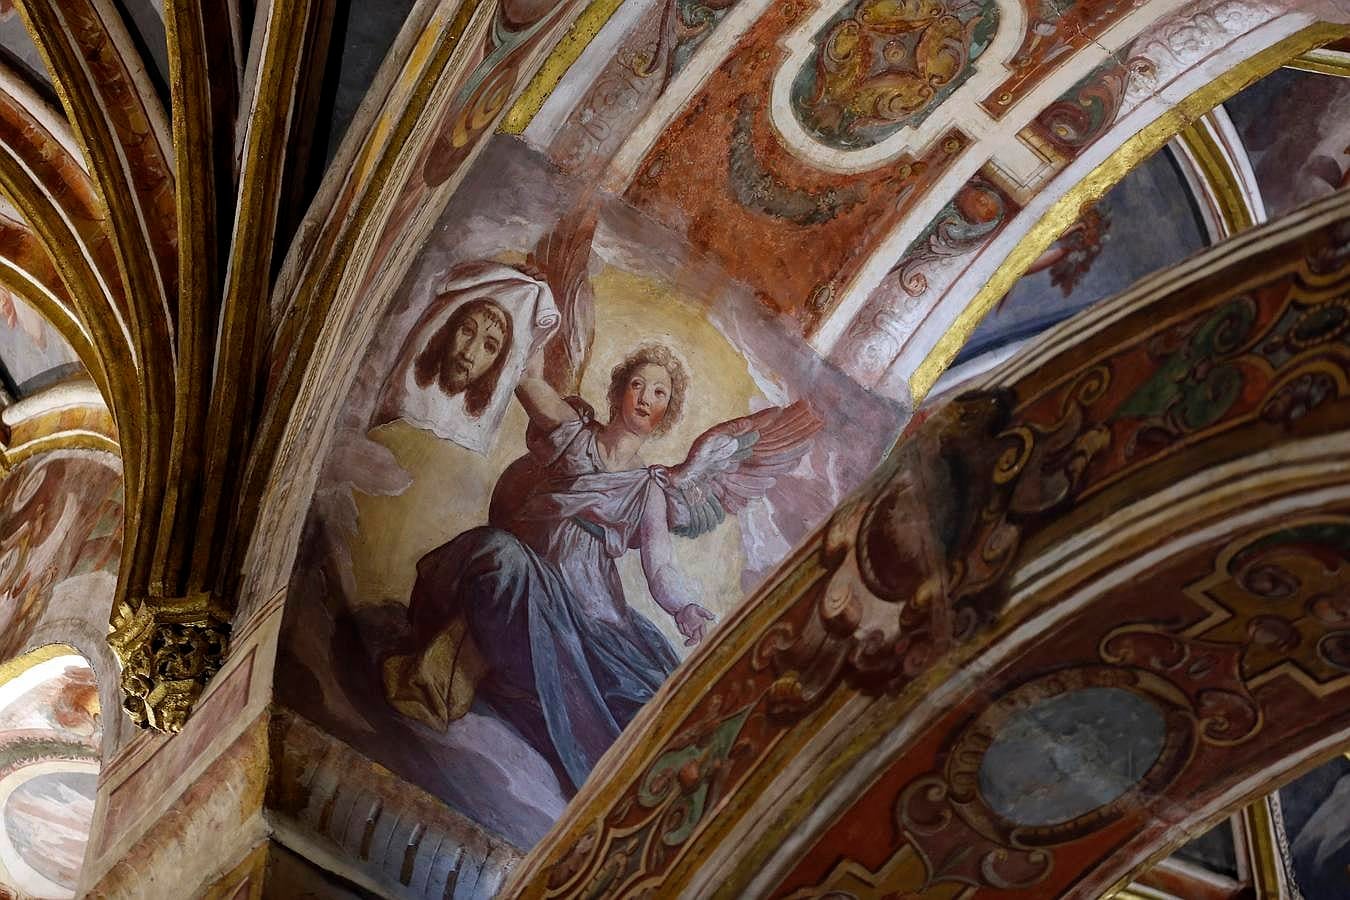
[108,592,232,733]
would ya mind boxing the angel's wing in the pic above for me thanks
[668,401,823,538]
[526,200,598,393]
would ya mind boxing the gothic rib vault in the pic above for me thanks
[0,0,1344,897]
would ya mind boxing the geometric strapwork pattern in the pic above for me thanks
[1186,519,1350,694]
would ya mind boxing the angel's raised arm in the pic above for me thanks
[514,351,578,432]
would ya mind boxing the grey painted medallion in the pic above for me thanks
[978,687,1167,827]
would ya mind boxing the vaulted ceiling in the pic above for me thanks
[0,1,1345,898]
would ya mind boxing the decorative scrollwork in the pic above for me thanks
[895,775,1054,891]
[755,377,1111,723]
[1116,296,1260,457]
[1036,60,1128,149]
[789,0,1000,150]
[1181,516,1350,694]
[544,703,755,898]
[108,593,231,733]
[1099,630,1261,746]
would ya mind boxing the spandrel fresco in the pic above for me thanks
[283,138,904,850]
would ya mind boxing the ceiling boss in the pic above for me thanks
[791,0,1001,150]
[772,0,1020,170]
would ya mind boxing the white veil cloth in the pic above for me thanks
[373,261,559,453]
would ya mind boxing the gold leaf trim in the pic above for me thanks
[499,0,627,134]
[1283,47,1350,78]
[910,24,1350,402]
[1175,117,1256,236]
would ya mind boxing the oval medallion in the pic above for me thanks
[977,686,1167,827]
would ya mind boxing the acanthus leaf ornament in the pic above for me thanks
[108,592,231,733]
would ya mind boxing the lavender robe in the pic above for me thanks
[408,408,680,792]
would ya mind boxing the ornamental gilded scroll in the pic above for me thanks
[770,0,1026,171]
[108,593,231,733]
[757,375,1109,721]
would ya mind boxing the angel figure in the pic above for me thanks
[384,341,820,794]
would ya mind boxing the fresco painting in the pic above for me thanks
[373,262,562,454]
[0,458,121,669]
[1276,754,1350,898]
[790,0,1000,150]
[285,137,903,849]
[952,65,1350,380]
[0,289,84,397]
[1226,66,1350,219]
[0,652,101,900]
[954,147,1209,367]
[0,454,123,664]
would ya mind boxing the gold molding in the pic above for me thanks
[13,0,178,320]
[0,642,82,686]
[0,217,100,385]
[1283,47,1350,78]
[188,0,317,595]
[158,0,225,595]
[499,0,626,134]
[13,0,179,628]
[2,429,119,465]
[909,23,1350,402]
[1241,797,1285,899]
[0,99,133,407]
[2,394,119,469]
[1175,116,1256,236]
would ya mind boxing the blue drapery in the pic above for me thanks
[409,526,679,792]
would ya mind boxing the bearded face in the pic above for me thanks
[441,307,506,394]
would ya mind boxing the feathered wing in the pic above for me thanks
[526,199,598,393]
[668,401,823,538]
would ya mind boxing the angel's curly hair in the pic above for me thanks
[608,343,688,437]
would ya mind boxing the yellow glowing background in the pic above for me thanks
[349,267,765,652]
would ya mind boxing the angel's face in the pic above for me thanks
[620,363,671,437]
[444,306,506,393]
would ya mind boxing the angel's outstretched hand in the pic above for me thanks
[674,603,716,647]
